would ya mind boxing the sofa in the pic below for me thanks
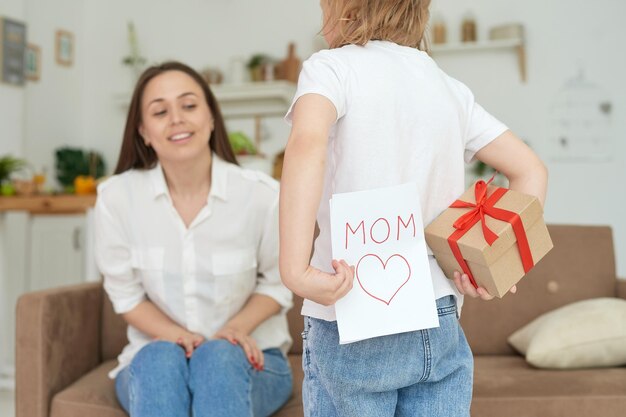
[16,225,626,417]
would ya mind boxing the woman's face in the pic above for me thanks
[139,70,213,164]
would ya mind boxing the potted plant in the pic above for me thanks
[55,147,106,194]
[247,54,270,82]
[0,155,27,196]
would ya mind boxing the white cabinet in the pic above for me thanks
[0,200,96,390]
[28,215,86,291]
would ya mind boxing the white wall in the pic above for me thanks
[1,0,85,178]
[22,0,86,178]
[4,0,626,276]
[81,0,323,173]
[430,0,626,276]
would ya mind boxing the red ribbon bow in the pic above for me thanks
[446,176,534,289]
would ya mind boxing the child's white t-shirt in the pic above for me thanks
[285,40,508,322]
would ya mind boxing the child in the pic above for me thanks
[279,1,548,416]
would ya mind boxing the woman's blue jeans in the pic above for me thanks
[115,339,293,417]
[302,295,473,417]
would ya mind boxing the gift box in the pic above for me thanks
[425,179,553,298]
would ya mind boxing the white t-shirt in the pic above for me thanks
[285,40,508,321]
[95,155,292,378]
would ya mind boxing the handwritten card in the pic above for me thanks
[330,183,439,344]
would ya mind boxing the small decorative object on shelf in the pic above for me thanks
[247,54,271,82]
[461,12,477,42]
[228,57,246,84]
[201,67,223,85]
[432,15,447,44]
[55,147,106,194]
[122,21,146,80]
[272,150,285,180]
[0,155,26,196]
[276,43,301,83]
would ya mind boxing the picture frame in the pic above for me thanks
[25,43,41,81]
[1,17,27,86]
[55,29,73,66]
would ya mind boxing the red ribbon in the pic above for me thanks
[447,176,534,289]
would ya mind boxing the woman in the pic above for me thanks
[95,61,293,417]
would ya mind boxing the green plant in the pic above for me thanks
[247,54,269,70]
[228,131,257,155]
[122,21,146,77]
[55,147,106,187]
[0,155,27,184]
[472,160,495,178]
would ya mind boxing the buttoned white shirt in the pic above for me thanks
[94,155,292,378]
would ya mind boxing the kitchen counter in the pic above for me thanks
[0,194,97,214]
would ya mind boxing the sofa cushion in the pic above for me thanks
[460,225,618,355]
[508,298,626,369]
[50,361,125,417]
[51,356,303,417]
[472,355,626,417]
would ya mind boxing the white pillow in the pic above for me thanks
[508,297,626,369]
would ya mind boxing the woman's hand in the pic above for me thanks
[287,260,355,306]
[155,330,204,358]
[213,326,264,371]
[452,271,517,300]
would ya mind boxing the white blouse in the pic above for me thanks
[94,155,292,378]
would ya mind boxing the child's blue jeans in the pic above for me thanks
[115,339,292,417]
[302,295,473,417]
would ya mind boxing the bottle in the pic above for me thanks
[461,12,477,42]
[432,15,447,44]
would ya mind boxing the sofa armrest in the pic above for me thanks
[618,279,626,300]
[16,282,103,417]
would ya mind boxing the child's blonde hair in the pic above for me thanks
[322,0,431,50]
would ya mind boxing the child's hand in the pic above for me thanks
[452,271,517,300]
[291,259,355,306]
[213,327,264,371]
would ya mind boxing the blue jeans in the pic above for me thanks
[115,339,292,417]
[302,295,473,417]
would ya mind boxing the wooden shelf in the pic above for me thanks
[431,38,522,53]
[115,80,296,119]
[212,81,296,119]
[430,38,527,82]
[0,194,96,214]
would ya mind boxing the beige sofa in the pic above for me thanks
[16,225,626,417]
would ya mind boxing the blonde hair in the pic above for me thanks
[322,0,431,50]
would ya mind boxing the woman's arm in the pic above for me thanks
[214,294,280,370]
[279,94,354,305]
[123,300,203,357]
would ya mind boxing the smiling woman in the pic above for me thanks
[95,61,293,417]
[115,61,236,174]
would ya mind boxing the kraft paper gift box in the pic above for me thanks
[425,179,553,298]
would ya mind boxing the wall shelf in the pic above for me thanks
[430,38,527,82]
[211,81,296,119]
[115,80,296,119]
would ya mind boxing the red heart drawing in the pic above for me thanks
[355,254,412,305]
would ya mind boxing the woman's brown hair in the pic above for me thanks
[114,61,237,174]
[322,0,431,50]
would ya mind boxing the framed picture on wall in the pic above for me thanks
[1,17,27,86]
[25,43,41,81]
[55,29,73,66]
